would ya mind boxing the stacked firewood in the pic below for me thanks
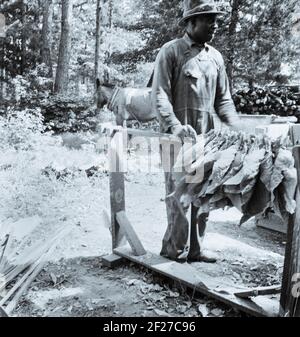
[125,119,160,132]
[233,87,300,119]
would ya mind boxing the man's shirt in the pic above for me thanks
[152,33,238,134]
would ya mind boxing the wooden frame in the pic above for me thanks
[279,126,300,317]
[104,125,300,317]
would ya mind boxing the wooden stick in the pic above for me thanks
[0,227,71,311]
[4,244,57,314]
[102,125,193,143]
[0,234,10,268]
[280,145,300,317]
[116,211,146,256]
[0,236,60,288]
[0,263,30,293]
[0,260,41,308]
[0,237,61,295]
[0,231,13,272]
[235,285,281,299]
[0,227,71,294]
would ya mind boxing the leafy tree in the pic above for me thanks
[0,0,42,100]
[213,0,298,89]
[54,0,73,94]
[1,0,299,108]
[41,0,53,78]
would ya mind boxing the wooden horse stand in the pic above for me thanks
[102,125,300,317]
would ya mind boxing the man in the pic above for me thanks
[152,0,240,263]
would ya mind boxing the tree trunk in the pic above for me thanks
[227,0,241,92]
[0,40,4,101]
[105,0,113,66]
[41,0,53,78]
[95,0,113,109]
[108,0,113,27]
[75,75,80,96]
[54,0,73,95]
[0,11,4,100]
[248,77,254,89]
[20,0,26,75]
[95,0,102,108]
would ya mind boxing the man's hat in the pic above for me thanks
[179,0,225,25]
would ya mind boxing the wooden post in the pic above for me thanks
[290,125,300,146]
[280,145,300,317]
[109,130,126,249]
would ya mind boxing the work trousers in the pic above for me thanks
[160,144,209,261]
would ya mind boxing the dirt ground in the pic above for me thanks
[1,134,285,317]
[9,169,286,317]
[14,257,242,317]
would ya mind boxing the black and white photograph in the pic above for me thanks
[0,0,300,323]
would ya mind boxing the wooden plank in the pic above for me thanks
[101,254,124,269]
[0,306,8,317]
[109,130,126,249]
[122,128,183,142]
[256,213,287,234]
[0,227,71,314]
[280,145,300,317]
[290,124,300,145]
[3,259,46,314]
[102,125,193,143]
[0,263,30,293]
[114,247,279,317]
[235,285,281,299]
[255,124,291,140]
[116,211,146,256]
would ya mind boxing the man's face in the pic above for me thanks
[190,14,219,44]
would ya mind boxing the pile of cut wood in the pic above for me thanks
[0,223,70,316]
[233,87,300,119]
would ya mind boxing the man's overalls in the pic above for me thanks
[152,34,238,261]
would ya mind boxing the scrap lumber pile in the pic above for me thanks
[171,130,297,225]
[0,224,70,316]
[233,87,300,119]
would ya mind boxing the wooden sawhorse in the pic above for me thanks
[102,125,300,317]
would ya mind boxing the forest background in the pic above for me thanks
[0,0,300,132]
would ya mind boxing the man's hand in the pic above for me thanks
[171,124,197,142]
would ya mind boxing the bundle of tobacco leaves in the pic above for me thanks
[171,130,297,225]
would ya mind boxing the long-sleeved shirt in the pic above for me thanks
[152,33,239,134]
